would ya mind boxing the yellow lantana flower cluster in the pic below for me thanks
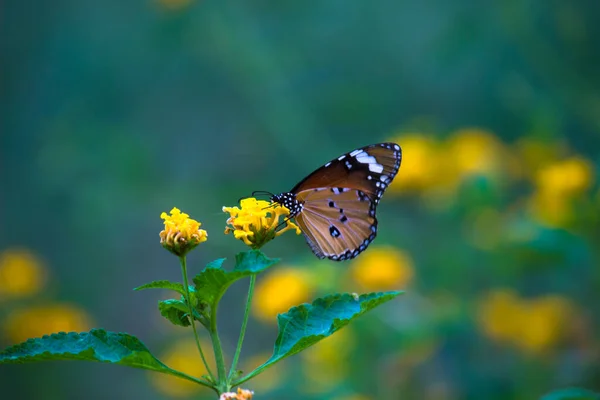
[477,289,574,354]
[160,207,208,256]
[223,198,301,249]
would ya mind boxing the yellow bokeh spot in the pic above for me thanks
[350,246,414,290]
[447,128,508,179]
[4,303,93,343]
[527,190,574,228]
[389,134,440,193]
[0,248,47,299]
[477,289,523,343]
[535,157,594,197]
[151,339,213,398]
[301,328,355,393]
[252,267,313,323]
[477,289,574,354]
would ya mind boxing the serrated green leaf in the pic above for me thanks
[134,280,186,296]
[236,291,402,385]
[0,329,209,386]
[193,251,279,307]
[159,299,191,327]
[541,388,600,400]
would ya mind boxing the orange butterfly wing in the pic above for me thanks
[295,188,377,260]
[272,143,401,260]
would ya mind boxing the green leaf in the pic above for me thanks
[236,291,402,384]
[193,251,279,307]
[0,329,210,386]
[541,388,600,400]
[159,299,192,327]
[133,280,186,296]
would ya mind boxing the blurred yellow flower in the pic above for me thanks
[528,156,594,227]
[301,328,355,393]
[477,289,574,354]
[4,303,93,343]
[447,128,509,180]
[0,248,47,299]
[515,295,573,354]
[527,190,573,227]
[160,207,207,256]
[389,134,440,193]
[350,246,414,290]
[477,289,523,343]
[151,338,213,398]
[252,267,313,322]
[223,198,300,249]
[535,157,594,197]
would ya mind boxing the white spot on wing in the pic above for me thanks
[338,155,346,161]
[368,163,384,173]
[350,149,363,157]
[356,154,377,165]
[325,161,331,167]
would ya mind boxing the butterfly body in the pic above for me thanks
[271,142,401,261]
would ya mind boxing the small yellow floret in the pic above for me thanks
[160,207,207,256]
[223,198,300,249]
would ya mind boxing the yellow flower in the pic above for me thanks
[4,303,93,343]
[301,328,355,393]
[252,267,313,323]
[220,388,254,400]
[0,248,47,300]
[223,198,300,249]
[515,295,573,354]
[160,207,207,256]
[447,128,509,179]
[535,157,594,197]
[477,289,574,354]
[388,134,441,193]
[151,338,213,398]
[349,246,414,290]
[528,156,594,228]
[477,289,523,343]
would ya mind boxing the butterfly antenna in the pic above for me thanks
[252,190,274,198]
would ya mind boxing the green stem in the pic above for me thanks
[227,274,256,382]
[209,298,228,393]
[179,256,215,382]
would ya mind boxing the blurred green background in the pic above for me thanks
[1,0,599,399]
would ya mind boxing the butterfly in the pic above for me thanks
[269,142,401,261]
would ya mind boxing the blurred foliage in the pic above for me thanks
[1,0,599,399]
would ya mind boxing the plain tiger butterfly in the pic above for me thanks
[269,142,402,261]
